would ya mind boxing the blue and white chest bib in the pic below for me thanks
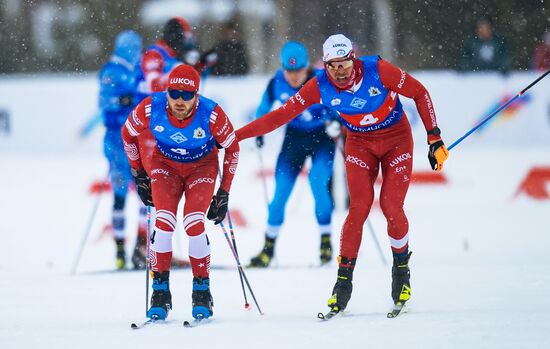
[150,93,216,162]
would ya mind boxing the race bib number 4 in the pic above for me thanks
[359,114,379,126]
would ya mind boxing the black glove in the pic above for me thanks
[131,168,153,206]
[207,188,229,224]
[255,136,264,148]
[119,94,133,107]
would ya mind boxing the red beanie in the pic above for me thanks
[168,64,200,91]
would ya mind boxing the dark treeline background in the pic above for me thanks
[0,0,547,74]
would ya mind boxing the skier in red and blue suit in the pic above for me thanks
[235,34,449,314]
[132,17,219,270]
[122,64,239,321]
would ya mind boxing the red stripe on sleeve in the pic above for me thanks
[121,97,151,170]
[210,105,239,192]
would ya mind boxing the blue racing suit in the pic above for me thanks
[98,31,142,240]
[257,69,337,237]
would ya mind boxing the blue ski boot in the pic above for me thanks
[147,271,172,320]
[192,277,213,319]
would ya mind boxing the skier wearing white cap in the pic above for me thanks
[236,34,449,317]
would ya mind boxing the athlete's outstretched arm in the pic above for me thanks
[210,105,240,193]
[235,77,321,140]
[378,59,438,132]
[121,97,152,169]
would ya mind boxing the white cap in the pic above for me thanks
[322,34,353,62]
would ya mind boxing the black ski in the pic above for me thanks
[183,315,211,328]
[131,318,161,329]
[317,310,342,321]
[387,302,405,318]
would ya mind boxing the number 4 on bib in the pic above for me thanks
[359,114,378,126]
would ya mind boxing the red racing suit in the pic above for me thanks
[122,95,239,277]
[236,58,438,263]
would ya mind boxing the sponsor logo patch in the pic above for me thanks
[193,127,206,139]
[389,153,412,167]
[294,93,306,106]
[350,97,367,109]
[368,86,381,96]
[151,168,169,176]
[398,69,406,89]
[346,155,369,169]
[188,177,215,190]
[170,131,187,144]
[169,77,195,87]
[171,148,188,155]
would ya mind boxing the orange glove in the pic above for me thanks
[427,127,449,171]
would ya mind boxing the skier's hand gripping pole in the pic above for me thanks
[131,168,154,207]
[427,128,449,171]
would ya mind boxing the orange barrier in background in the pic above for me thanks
[515,166,550,200]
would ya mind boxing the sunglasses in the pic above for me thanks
[326,58,354,71]
[167,88,196,101]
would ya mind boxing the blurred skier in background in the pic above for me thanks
[122,65,240,320]
[98,30,148,270]
[236,34,449,316]
[136,16,218,97]
[248,41,338,268]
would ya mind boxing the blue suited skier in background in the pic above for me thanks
[249,41,339,267]
[98,30,148,270]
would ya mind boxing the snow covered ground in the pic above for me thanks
[1,144,549,349]
[1,73,549,348]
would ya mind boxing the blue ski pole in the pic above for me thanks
[448,69,550,151]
